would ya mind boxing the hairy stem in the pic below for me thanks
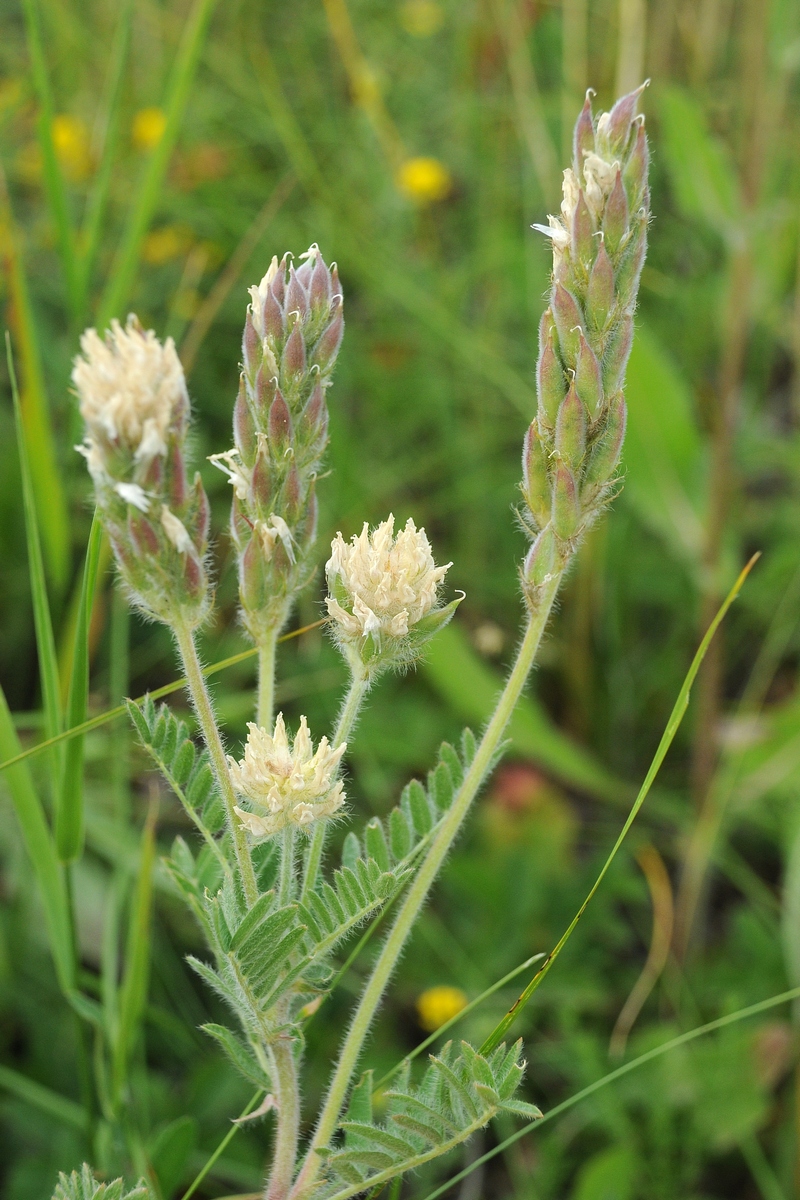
[173,621,259,906]
[290,575,562,1198]
[301,666,370,903]
[257,626,279,730]
[279,826,296,906]
[265,1033,301,1200]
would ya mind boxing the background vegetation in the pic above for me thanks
[2,0,800,1196]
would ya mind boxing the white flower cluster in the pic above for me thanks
[325,515,451,644]
[73,316,188,512]
[229,714,346,838]
[532,114,621,265]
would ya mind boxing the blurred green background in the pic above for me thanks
[3,0,800,1196]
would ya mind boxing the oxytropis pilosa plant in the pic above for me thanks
[64,86,649,1200]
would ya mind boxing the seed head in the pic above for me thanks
[325,515,461,673]
[229,715,346,839]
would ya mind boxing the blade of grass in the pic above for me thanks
[480,553,760,1056]
[56,514,103,863]
[180,1091,264,1200]
[20,0,79,317]
[0,170,70,589]
[0,619,326,776]
[111,797,157,1107]
[75,0,135,320]
[96,0,220,327]
[7,334,62,791]
[372,953,546,1093]
[0,680,74,993]
[420,985,800,1200]
[0,1064,87,1131]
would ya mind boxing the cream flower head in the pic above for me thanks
[229,714,346,839]
[325,515,460,671]
[73,316,188,492]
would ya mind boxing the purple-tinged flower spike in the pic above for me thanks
[73,317,211,628]
[211,245,344,640]
[524,84,650,613]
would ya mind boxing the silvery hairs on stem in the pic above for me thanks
[325,514,463,678]
[211,245,344,641]
[73,316,211,628]
[523,82,650,614]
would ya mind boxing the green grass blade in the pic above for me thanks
[0,680,74,992]
[55,514,103,863]
[372,952,546,1093]
[112,802,157,1105]
[423,623,629,806]
[179,1090,263,1200]
[1,179,70,590]
[0,619,325,776]
[0,1063,87,1130]
[422,985,800,1200]
[75,0,135,320]
[7,335,62,789]
[479,554,760,1056]
[96,0,220,327]
[20,0,79,317]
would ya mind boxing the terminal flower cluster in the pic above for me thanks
[229,714,346,838]
[72,316,210,627]
[325,515,458,672]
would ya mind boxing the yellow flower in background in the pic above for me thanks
[416,985,468,1032]
[142,224,193,265]
[399,0,445,37]
[132,107,166,151]
[52,114,92,182]
[397,156,452,204]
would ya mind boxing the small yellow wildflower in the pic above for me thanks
[397,156,452,204]
[132,107,166,152]
[142,224,193,265]
[52,114,92,182]
[399,0,445,37]
[416,985,468,1032]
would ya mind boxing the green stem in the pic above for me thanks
[300,666,370,903]
[173,621,258,906]
[257,626,279,729]
[290,576,562,1198]
[279,827,295,905]
[265,1034,301,1200]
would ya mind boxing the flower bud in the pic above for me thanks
[551,283,584,367]
[523,525,556,587]
[575,331,604,419]
[536,324,566,427]
[551,464,581,541]
[522,422,551,530]
[602,170,628,255]
[602,314,634,394]
[214,245,344,640]
[555,383,587,470]
[582,393,627,507]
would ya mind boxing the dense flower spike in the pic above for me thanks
[73,317,210,627]
[524,83,650,612]
[325,515,461,673]
[211,245,344,640]
[229,714,346,838]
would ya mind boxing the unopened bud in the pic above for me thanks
[582,393,627,504]
[571,190,595,262]
[602,170,628,255]
[586,241,615,332]
[536,325,566,427]
[552,283,584,366]
[555,383,587,470]
[522,422,551,529]
[524,525,556,586]
[551,465,581,541]
[602,314,634,394]
[575,331,604,418]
